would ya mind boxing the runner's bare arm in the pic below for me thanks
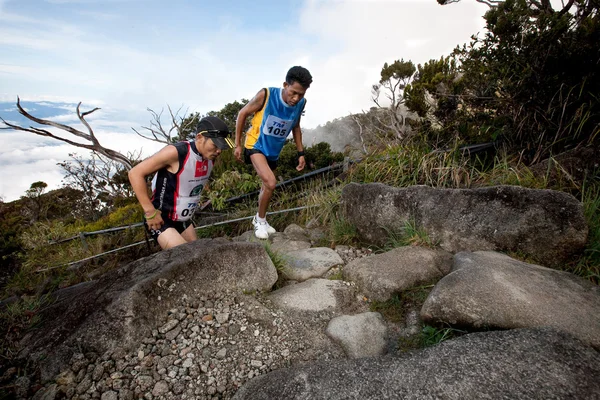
[292,124,305,171]
[234,89,266,161]
[128,145,179,217]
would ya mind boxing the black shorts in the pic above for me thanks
[244,148,278,171]
[144,216,193,241]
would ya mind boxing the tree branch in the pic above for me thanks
[0,97,133,170]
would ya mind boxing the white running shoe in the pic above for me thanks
[264,220,276,235]
[252,216,270,239]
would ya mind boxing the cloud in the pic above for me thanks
[295,0,488,127]
[0,126,164,201]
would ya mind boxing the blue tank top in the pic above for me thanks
[244,87,306,160]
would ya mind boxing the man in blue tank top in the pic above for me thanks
[129,116,234,250]
[234,66,313,239]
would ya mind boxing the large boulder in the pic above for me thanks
[19,240,278,382]
[341,183,588,266]
[282,247,343,281]
[421,251,600,348]
[530,146,600,186]
[268,278,357,313]
[233,327,600,400]
[343,246,452,301]
[325,312,388,358]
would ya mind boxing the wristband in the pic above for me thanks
[144,209,159,220]
[297,150,305,157]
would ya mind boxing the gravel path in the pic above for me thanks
[30,291,351,400]
[10,246,383,400]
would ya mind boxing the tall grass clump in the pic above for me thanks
[303,186,343,227]
[347,143,479,189]
[567,181,600,283]
[0,294,51,364]
[262,242,290,288]
[330,216,359,246]
[380,220,436,252]
[419,325,466,348]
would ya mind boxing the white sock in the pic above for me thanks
[256,213,267,223]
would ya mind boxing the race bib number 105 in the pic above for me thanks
[263,115,293,138]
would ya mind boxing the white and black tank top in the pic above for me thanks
[151,140,213,222]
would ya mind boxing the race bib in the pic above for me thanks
[263,115,293,138]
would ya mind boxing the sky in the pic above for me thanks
[0,0,489,202]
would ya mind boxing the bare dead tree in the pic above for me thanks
[371,84,408,139]
[93,151,142,198]
[59,150,141,200]
[131,105,196,144]
[0,97,133,170]
[350,116,368,155]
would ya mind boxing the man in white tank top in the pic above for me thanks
[129,116,234,249]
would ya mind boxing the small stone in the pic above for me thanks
[172,382,185,395]
[110,372,123,380]
[158,319,179,334]
[31,384,57,400]
[215,348,227,359]
[137,351,144,360]
[92,364,105,381]
[70,353,87,373]
[55,370,76,386]
[118,388,134,400]
[101,391,118,400]
[76,376,92,395]
[152,381,169,396]
[228,324,241,336]
[202,314,213,322]
[165,326,182,341]
[215,313,229,324]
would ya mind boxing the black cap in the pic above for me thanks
[195,116,234,150]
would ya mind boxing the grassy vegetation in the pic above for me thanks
[568,182,600,283]
[369,284,435,323]
[330,216,359,247]
[380,220,437,252]
[0,294,51,368]
[370,294,404,323]
[327,269,344,281]
[262,242,290,289]
[419,325,467,348]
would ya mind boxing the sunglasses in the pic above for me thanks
[199,129,230,138]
